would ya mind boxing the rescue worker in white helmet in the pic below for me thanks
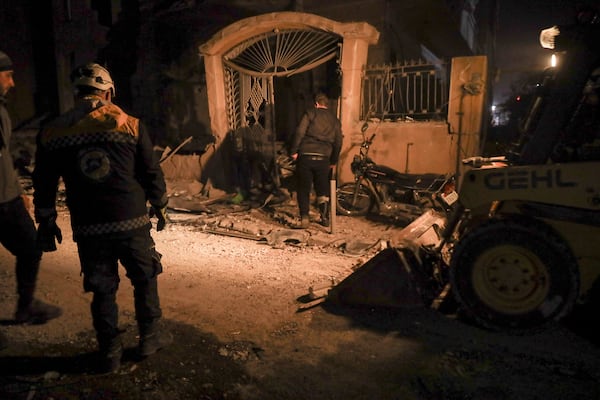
[32,62,171,373]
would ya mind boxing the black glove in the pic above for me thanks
[149,203,169,231]
[37,216,63,252]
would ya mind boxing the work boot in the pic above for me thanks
[318,200,330,227]
[138,322,173,357]
[98,336,123,374]
[15,298,63,325]
[298,216,309,229]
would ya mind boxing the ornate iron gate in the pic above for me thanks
[223,27,341,132]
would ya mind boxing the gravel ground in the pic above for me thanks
[1,191,600,400]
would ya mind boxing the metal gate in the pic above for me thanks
[223,27,341,132]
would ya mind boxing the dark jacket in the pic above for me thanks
[33,95,166,240]
[0,95,21,203]
[290,107,343,163]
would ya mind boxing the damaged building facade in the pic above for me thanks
[0,0,497,192]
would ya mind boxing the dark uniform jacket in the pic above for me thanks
[33,95,166,240]
[290,107,343,163]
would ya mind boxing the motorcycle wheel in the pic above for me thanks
[449,218,579,334]
[336,182,372,216]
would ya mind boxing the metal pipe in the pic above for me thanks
[405,142,413,173]
[330,167,337,234]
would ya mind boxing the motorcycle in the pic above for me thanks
[336,128,458,221]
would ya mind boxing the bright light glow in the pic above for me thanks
[540,26,560,49]
[551,54,557,67]
[491,105,496,112]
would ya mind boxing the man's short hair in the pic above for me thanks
[314,93,329,107]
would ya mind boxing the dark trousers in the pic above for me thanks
[0,196,42,306]
[77,231,163,342]
[296,155,330,217]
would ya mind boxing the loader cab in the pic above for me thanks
[513,65,600,163]
[552,67,600,161]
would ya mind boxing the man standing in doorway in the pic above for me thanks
[290,92,342,228]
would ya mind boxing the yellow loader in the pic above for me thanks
[327,12,600,333]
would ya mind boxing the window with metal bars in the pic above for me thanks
[361,61,450,122]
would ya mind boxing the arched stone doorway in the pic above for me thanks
[199,12,379,191]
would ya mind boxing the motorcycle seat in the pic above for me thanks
[391,172,449,191]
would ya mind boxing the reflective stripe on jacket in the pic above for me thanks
[33,95,166,240]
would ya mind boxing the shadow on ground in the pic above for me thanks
[0,321,254,400]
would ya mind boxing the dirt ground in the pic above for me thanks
[1,187,600,400]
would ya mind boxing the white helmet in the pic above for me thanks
[70,63,115,97]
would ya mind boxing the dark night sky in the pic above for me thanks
[493,0,581,103]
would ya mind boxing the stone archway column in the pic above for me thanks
[203,54,228,145]
[200,12,379,190]
[200,53,230,188]
[338,35,371,182]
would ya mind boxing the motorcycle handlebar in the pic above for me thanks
[462,156,507,167]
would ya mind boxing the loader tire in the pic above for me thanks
[449,219,579,333]
[336,182,372,216]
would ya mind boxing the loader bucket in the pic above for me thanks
[326,247,429,307]
[388,209,447,250]
[326,210,449,308]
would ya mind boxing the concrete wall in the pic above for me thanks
[337,55,488,186]
[337,121,455,184]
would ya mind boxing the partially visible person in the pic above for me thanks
[32,62,171,373]
[0,50,62,348]
[289,92,342,228]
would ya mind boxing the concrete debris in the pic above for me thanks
[263,229,310,248]
[342,239,385,255]
[164,179,394,255]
